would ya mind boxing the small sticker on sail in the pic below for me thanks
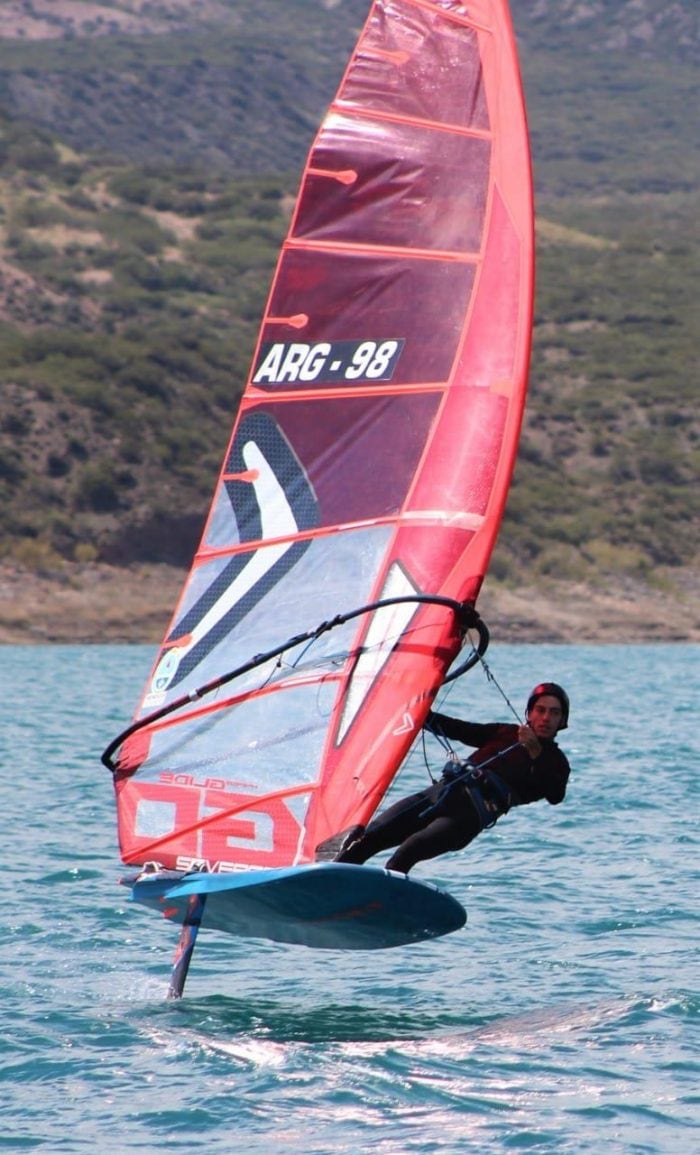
[253,338,404,386]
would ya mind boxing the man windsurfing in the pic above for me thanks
[318,683,571,874]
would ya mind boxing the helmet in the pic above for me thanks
[526,682,569,729]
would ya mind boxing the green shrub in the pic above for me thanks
[74,462,121,513]
[10,537,65,572]
[47,453,71,478]
[0,447,24,483]
[74,541,98,562]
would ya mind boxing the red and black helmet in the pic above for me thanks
[526,682,570,729]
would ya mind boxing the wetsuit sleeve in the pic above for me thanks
[538,747,571,804]
[424,711,501,749]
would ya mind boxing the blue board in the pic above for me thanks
[127,863,466,950]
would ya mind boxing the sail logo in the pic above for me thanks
[175,855,246,874]
[148,410,319,694]
[393,712,415,735]
[130,781,304,868]
[253,338,404,386]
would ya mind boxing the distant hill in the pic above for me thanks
[0,0,697,607]
[0,2,697,183]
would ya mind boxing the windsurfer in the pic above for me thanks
[320,684,571,875]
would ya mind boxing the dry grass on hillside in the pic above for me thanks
[1,562,698,646]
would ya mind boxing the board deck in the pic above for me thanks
[127,863,466,950]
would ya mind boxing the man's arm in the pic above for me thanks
[424,711,500,749]
[540,748,570,804]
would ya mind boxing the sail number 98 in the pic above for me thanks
[253,338,405,386]
[344,340,400,379]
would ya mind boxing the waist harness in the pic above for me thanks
[462,766,511,829]
[422,760,513,831]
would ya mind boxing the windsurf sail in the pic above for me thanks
[104,0,534,878]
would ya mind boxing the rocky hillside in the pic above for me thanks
[0,0,697,637]
[0,2,697,177]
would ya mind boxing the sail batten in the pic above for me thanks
[327,104,494,141]
[285,238,482,263]
[108,0,533,876]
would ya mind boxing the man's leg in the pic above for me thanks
[385,810,481,874]
[336,790,431,864]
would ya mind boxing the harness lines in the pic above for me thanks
[421,744,523,832]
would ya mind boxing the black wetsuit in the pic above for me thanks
[336,711,571,874]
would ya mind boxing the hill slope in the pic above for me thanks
[0,0,698,640]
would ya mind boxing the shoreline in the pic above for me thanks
[1,562,698,645]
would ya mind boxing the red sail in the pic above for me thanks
[112,0,534,874]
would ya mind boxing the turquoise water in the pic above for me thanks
[1,644,697,1153]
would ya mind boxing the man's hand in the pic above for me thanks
[518,724,542,759]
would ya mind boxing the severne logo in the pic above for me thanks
[393,712,415,735]
[147,411,319,695]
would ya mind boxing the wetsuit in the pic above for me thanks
[336,711,571,874]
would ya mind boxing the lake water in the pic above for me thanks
[1,643,697,1153]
